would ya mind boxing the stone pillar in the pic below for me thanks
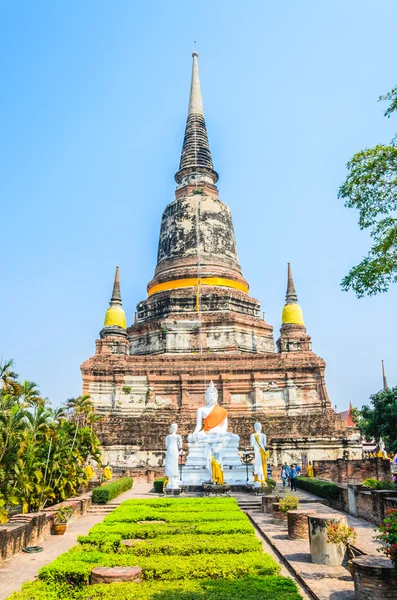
[272,502,287,523]
[287,509,315,540]
[308,513,347,566]
[352,555,397,600]
[262,495,276,514]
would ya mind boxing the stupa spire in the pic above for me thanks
[382,360,389,390]
[103,266,126,329]
[175,51,219,185]
[282,263,304,326]
[110,266,122,307]
[286,262,298,304]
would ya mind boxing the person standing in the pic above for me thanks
[281,466,287,488]
[290,464,297,491]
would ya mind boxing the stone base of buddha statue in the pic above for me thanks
[182,434,252,486]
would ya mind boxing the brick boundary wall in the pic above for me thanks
[313,458,391,484]
[0,492,92,563]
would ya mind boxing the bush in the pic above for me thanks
[279,494,299,514]
[78,532,260,556]
[39,550,280,585]
[153,478,165,493]
[9,497,302,600]
[104,507,248,524]
[8,576,303,600]
[362,478,395,490]
[92,477,133,504]
[121,497,239,509]
[88,519,254,539]
[295,477,339,500]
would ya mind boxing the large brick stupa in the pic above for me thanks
[81,52,361,472]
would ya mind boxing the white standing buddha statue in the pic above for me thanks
[250,422,268,487]
[164,423,182,490]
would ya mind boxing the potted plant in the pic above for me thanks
[376,508,397,573]
[51,504,75,535]
[279,494,299,520]
[326,521,357,570]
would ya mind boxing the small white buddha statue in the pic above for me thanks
[188,381,239,444]
[164,423,182,489]
[250,422,268,487]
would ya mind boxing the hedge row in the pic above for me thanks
[153,477,165,493]
[104,507,248,524]
[39,550,280,586]
[295,476,339,500]
[7,497,302,600]
[87,518,255,540]
[121,497,239,508]
[8,576,303,600]
[92,477,133,504]
[78,532,261,555]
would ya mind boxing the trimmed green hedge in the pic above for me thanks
[295,477,339,500]
[104,507,248,524]
[92,477,133,504]
[121,497,239,508]
[39,550,279,585]
[86,519,254,539]
[7,497,303,600]
[153,477,165,493]
[78,532,260,555]
[8,576,303,600]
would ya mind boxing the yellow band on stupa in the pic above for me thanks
[147,277,249,297]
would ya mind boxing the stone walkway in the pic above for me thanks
[245,487,381,600]
[0,483,381,600]
[0,483,152,600]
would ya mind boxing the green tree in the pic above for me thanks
[0,360,102,518]
[356,387,397,454]
[339,86,397,297]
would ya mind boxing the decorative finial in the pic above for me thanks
[286,262,298,305]
[110,266,122,306]
[103,266,127,329]
[281,262,304,326]
[188,50,203,116]
[382,360,389,390]
[175,51,218,185]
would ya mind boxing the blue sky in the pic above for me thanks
[1,1,396,409]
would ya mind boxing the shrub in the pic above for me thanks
[376,508,397,573]
[326,522,357,546]
[121,497,239,508]
[104,507,248,524]
[279,494,299,514]
[79,532,260,556]
[92,477,133,504]
[295,477,339,500]
[39,550,280,585]
[8,576,303,600]
[153,478,165,493]
[362,478,395,490]
[87,519,254,539]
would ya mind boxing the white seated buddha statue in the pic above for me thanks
[188,381,239,444]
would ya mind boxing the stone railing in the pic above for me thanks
[313,457,391,484]
[337,485,397,525]
[0,491,92,563]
